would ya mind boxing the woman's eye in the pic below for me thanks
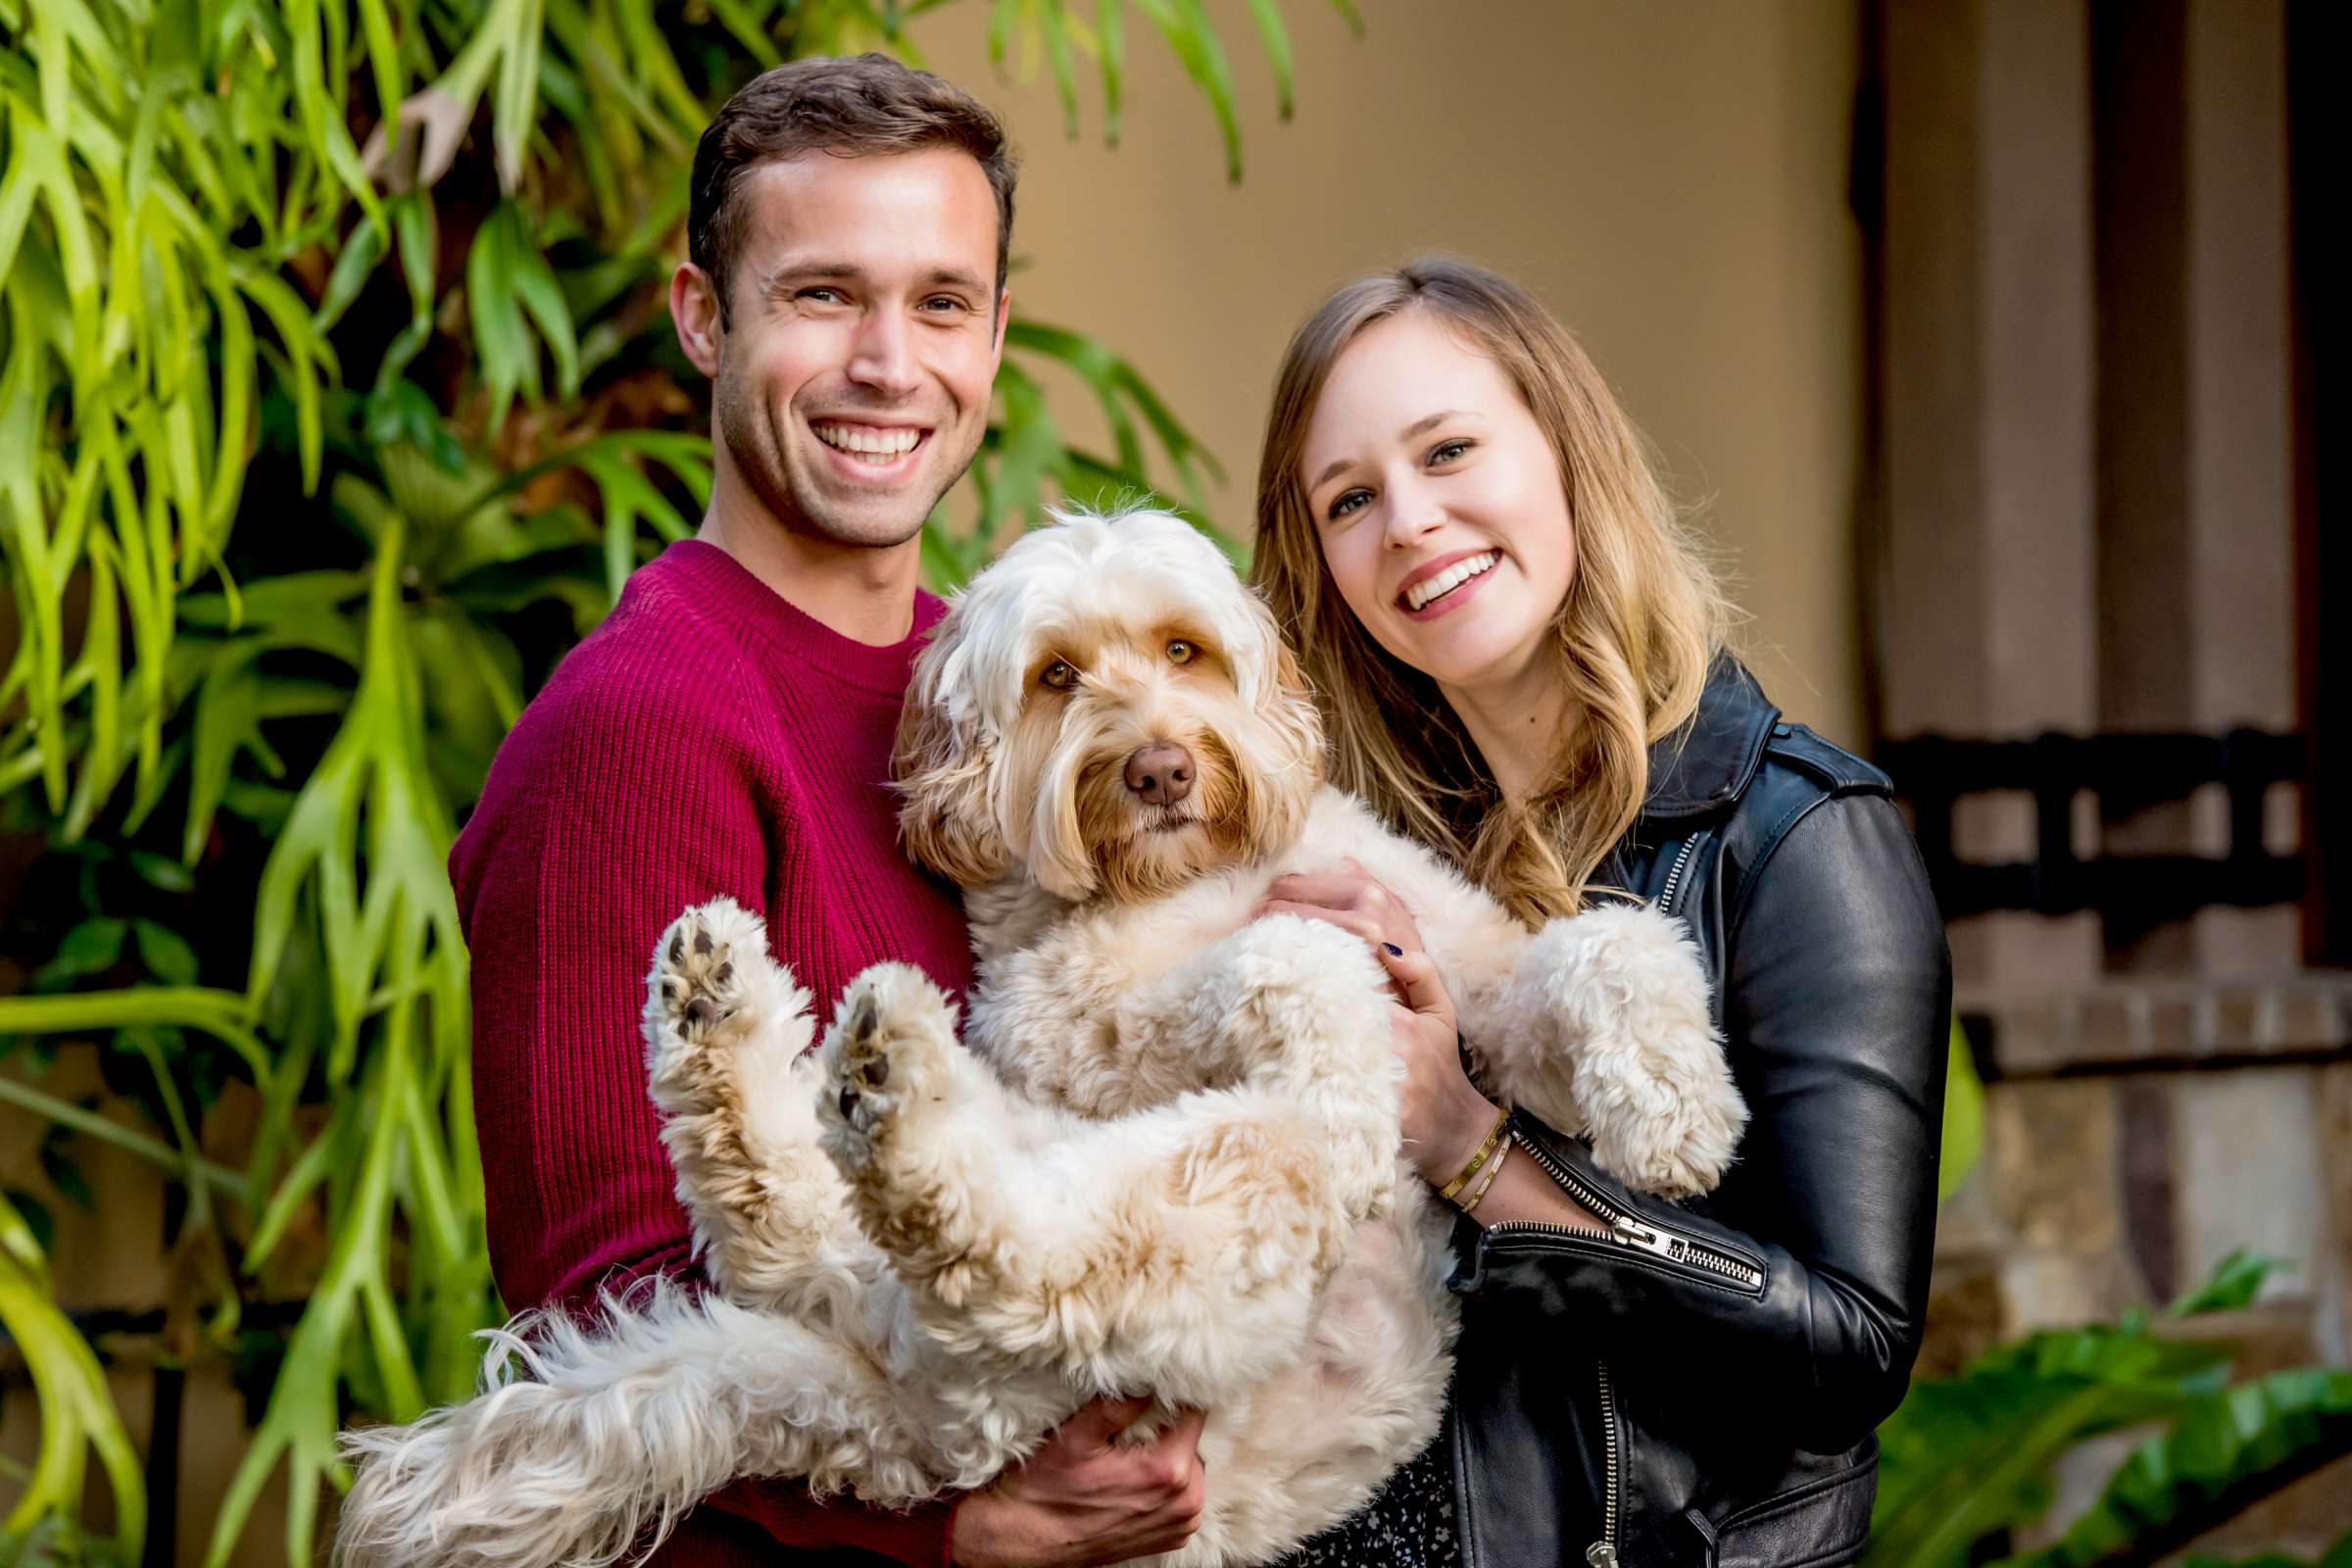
[1041,661,1078,690]
[1430,439,1473,466]
[1166,640,1196,664]
[1326,490,1370,521]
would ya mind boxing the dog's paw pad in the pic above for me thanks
[653,902,759,1043]
[824,967,956,1152]
[830,988,897,1135]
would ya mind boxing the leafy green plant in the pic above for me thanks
[2176,1533,2352,1568]
[0,1196,142,1568]
[1868,1252,2352,1568]
[0,0,1353,1560]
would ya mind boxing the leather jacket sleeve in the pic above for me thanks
[1451,793,1952,1455]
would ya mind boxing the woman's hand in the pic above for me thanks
[1257,860,1428,1001]
[949,1396,1207,1567]
[1255,864,1497,1187]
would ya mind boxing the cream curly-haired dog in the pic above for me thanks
[336,509,1745,1568]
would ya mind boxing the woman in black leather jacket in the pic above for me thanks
[1249,258,1951,1568]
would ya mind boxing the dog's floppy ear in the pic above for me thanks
[893,615,1010,889]
[1244,639,1323,848]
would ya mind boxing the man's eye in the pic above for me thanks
[1041,661,1078,690]
[1166,640,1196,665]
[921,296,967,314]
[798,287,844,304]
[1326,490,1370,521]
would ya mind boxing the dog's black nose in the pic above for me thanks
[1123,742,1196,807]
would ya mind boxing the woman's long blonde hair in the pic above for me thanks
[1250,258,1734,925]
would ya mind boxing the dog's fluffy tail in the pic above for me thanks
[334,1281,944,1568]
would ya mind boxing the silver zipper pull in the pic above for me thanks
[1587,1544,1620,1567]
[1610,1213,1671,1256]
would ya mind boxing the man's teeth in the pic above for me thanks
[1404,551,1499,611]
[814,422,922,462]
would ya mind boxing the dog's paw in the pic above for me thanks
[1583,1064,1747,1201]
[818,963,957,1172]
[646,899,771,1097]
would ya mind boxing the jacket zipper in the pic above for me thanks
[1492,1122,1765,1292]
[1550,832,1727,1567]
[1490,1128,1765,1568]
[1589,1359,1622,1568]
[1655,835,1698,919]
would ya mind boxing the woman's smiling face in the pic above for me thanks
[1298,311,1577,696]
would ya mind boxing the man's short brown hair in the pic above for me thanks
[689,54,1018,323]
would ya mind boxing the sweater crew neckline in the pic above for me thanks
[662,538,944,695]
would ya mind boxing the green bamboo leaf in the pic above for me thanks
[704,0,784,69]
[1090,0,1128,144]
[506,220,581,400]
[0,1195,146,1562]
[230,258,333,493]
[466,204,535,430]
[1237,0,1297,120]
[503,0,551,187]
[315,216,387,333]
[1038,1,1083,139]
[1130,0,1243,180]
[59,530,124,839]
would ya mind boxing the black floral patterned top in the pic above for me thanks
[1273,1432,1461,1567]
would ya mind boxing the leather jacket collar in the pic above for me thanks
[1641,656,1781,823]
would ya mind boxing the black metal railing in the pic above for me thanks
[1878,728,2307,923]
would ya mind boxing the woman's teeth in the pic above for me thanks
[1403,551,1498,612]
[814,422,922,464]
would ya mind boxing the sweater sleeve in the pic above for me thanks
[454,656,957,1566]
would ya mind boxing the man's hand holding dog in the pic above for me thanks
[950,1396,1208,1567]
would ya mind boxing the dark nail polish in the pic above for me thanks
[1384,943,1403,956]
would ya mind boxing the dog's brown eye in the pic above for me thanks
[1041,661,1078,690]
[1166,640,1196,665]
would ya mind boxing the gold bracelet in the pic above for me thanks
[1436,1106,1513,1201]
[1457,1134,1514,1214]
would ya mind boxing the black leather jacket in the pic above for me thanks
[1443,660,1951,1568]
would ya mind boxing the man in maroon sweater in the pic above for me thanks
[449,56,1207,1568]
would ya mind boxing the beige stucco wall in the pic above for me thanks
[921,0,1868,740]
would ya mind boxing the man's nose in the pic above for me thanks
[1123,742,1196,807]
[846,311,920,398]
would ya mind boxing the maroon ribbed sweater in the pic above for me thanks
[450,539,977,1566]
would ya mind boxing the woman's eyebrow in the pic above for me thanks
[1399,410,1470,441]
[1307,410,1474,492]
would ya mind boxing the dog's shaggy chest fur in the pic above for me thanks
[335,512,1746,1568]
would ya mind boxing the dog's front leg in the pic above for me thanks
[1477,904,1744,1199]
[645,898,884,1314]
[816,921,1400,1403]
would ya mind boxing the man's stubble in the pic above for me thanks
[712,351,982,553]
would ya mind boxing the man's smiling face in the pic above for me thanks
[710,148,1006,550]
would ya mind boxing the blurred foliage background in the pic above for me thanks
[0,0,2345,1564]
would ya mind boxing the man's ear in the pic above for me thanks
[991,287,1010,369]
[672,263,724,378]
